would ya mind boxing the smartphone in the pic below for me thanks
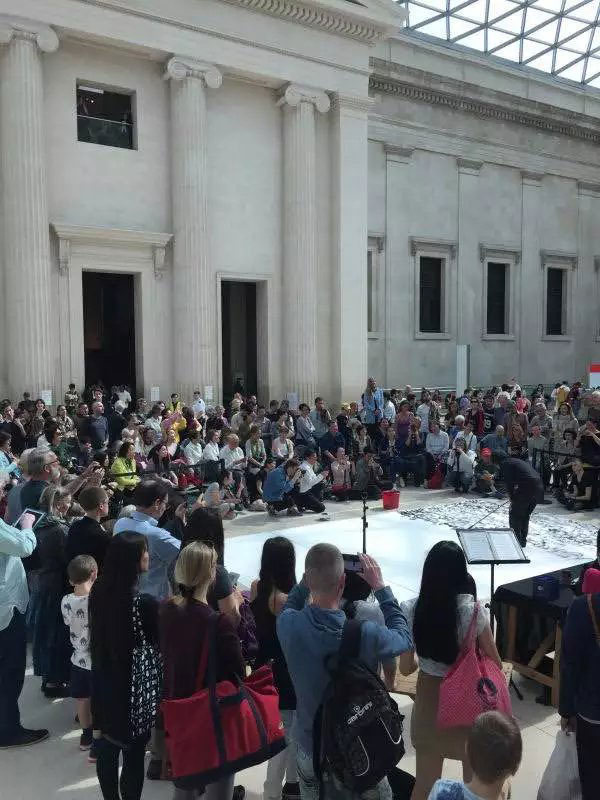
[15,508,46,530]
[342,553,362,573]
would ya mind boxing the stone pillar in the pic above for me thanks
[520,171,543,378]
[165,57,221,403]
[279,84,330,404]
[456,158,482,348]
[0,20,58,399]
[330,94,371,405]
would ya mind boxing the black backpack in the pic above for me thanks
[313,619,405,795]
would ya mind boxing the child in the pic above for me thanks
[61,555,98,761]
[428,711,522,800]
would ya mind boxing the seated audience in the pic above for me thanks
[318,421,346,466]
[272,426,294,464]
[353,448,393,499]
[263,459,302,516]
[479,425,508,459]
[473,448,502,497]
[425,421,449,480]
[330,447,355,501]
[446,439,474,493]
[296,451,327,515]
[110,441,140,493]
[395,418,426,488]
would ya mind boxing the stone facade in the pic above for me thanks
[0,2,598,405]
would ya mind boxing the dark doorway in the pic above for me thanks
[221,281,257,406]
[83,272,136,396]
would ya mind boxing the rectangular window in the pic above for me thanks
[486,262,508,335]
[546,267,565,336]
[77,84,135,150]
[419,256,442,333]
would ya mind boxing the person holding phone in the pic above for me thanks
[0,472,49,747]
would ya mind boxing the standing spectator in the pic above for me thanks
[309,398,331,450]
[250,537,298,800]
[113,481,180,601]
[361,377,384,435]
[64,384,79,418]
[481,395,496,438]
[277,546,412,800]
[465,399,485,439]
[191,390,206,419]
[160,541,244,800]
[88,402,108,450]
[108,401,127,447]
[398,541,502,800]
[74,402,91,440]
[90,533,161,800]
[66,487,112,569]
[383,391,396,424]
[559,587,600,799]
[416,391,436,436]
[497,455,544,547]
[0,495,47,747]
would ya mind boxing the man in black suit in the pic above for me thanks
[497,454,544,547]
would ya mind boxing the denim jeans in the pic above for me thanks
[295,743,392,800]
[263,709,298,800]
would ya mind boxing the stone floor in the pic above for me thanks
[4,486,599,800]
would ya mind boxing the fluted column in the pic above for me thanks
[165,57,222,403]
[0,20,58,399]
[279,84,330,404]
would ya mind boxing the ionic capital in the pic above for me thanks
[164,57,222,89]
[278,84,330,114]
[0,15,59,53]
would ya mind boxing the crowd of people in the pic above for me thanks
[0,376,599,800]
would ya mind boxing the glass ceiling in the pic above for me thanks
[402,0,600,86]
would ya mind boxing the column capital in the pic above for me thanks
[164,56,222,89]
[278,83,330,114]
[0,15,58,53]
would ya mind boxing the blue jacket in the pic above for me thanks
[263,465,294,502]
[559,593,600,722]
[277,582,412,754]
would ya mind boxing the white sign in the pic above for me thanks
[589,364,600,389]
[286,392,299,411]
[204,385,214,402]
[150,386,160,402]
[40,390,52,407]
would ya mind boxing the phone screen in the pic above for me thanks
[342,554,362,573]
[15,508,45,530]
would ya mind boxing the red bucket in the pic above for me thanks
[382,489,400,510]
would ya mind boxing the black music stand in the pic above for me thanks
[456,527,530,635]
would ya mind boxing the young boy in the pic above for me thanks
[428,711,522,800]
[61,555,98,761]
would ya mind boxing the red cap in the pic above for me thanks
[480,448,492,457]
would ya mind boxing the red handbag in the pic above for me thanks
[437,605,512,729]
[162,614,286,786]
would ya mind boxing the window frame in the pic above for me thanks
[480,245,519,341]
[367,235,384,340]
[540,251,577,342]
[76,80,137,151]
[410,238,456,341]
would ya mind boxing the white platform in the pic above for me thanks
[227,508,593,602]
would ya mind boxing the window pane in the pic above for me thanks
[367,250,373,332]
[419,257,442,333]
[77,86,134,150]
[487,262,507,334]
[546,267,564,335]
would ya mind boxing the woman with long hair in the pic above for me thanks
[250,537,298,800]
[90,532,161,800]
[30,486,72,697]
[110,441,141,493]
[160,541,245,800]
[399,541,502,800]
[148,442,178,487]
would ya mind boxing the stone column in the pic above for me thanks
[456,158,482,347]
[165,57,221,403]
[520,171,543,378]
[0,20,58,399]
[279,84,330,404]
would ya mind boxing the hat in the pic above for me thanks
[480,448,492,457]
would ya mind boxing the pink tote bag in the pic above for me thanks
[437,605,512,729]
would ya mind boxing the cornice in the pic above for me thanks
[222,0,401,44]
[0,15,59,53]
[540,250,578,270]
[457,157,482,174]
[479,244,521,265]
[578,181,600,197]
[331,93,376,113]
[384,143,413,163]
[164,57,222,88]
[370,71,600,145]
[410,237,457,258]
[51,223,173,279]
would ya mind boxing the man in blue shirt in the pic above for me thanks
[113,480,180,600]
[0,499,49,747]
[361,377,384,435]
[318,421,346,466]
[277,545,412,800]
[263,459,302,517]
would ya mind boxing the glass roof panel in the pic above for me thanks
[402,0,600,83]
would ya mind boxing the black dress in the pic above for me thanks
[250,588,296,712]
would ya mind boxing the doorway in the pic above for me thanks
[221,280,257,406]
[82,272,136,396]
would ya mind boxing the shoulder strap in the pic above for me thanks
[586,594,600,647]
[339,618,363,662]
[463,604,479,652]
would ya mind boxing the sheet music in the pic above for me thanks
[461,531,494,562]
[491,531,523,561]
